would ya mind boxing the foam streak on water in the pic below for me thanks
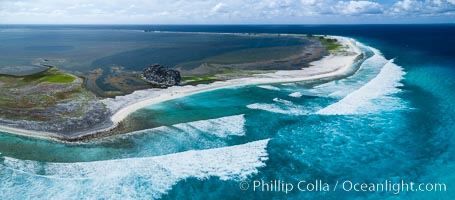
[273,98,293,105]
[123,114,246,139]
[0,139,270,199]
[288,92,303,98]
[247,102,308,115]
[257,85,281,91]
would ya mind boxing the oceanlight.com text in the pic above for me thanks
[239,179,447,195]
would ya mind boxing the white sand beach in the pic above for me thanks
[0,36,362,140]
[106,36,362,124]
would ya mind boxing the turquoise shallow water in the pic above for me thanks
[1,25,454,199]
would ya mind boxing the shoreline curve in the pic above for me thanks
[0,36,363,142]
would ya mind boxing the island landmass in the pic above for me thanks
[0,34,361,141]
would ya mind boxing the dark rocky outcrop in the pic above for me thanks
[141,64,181,86]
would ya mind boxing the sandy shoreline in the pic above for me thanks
[0,36,362,141]
[108,36,362,123]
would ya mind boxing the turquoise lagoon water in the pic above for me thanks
[0,25,454,199]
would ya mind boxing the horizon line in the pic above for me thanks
[1,23,455,26]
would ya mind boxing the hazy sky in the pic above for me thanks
[0,0,454,24]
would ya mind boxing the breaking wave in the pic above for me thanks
[288,92,303,98]
[273,98,293,106]
[87,114,249,159]
[163,114,246,138]
[316,57,406,115]
[257,85,280,91]
[123,114,246,139]
[308,45,387,98]
[247,102,308,116]
[0,139,270,199]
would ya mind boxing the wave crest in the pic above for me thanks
[316,58,406,115]
[1,139,270,199]
[257,85,280,91]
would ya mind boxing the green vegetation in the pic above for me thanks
[0,67,85,121]
[217,67,269,76]
[183,75,218,82]
[39,74,75,83]
[317,36,341,51]
[182,65,272,85]
[2,67,76,84]
[182,75,218,85]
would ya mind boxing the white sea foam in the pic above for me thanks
[247,103,307,115]
[273,98,293,106]
[164,114,245,138]
[289,92,303,98]
[257,85,280,91]
[316,58,406,115]
[92,115,248,158]
[125,114,246,139]
[0,139,270,199]
[309,46,388,98]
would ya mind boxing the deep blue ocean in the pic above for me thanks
[0,25,454,199]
